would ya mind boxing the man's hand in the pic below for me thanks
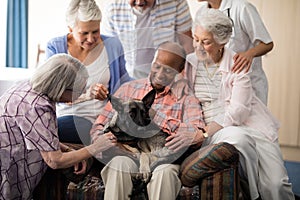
[165,126,200,152]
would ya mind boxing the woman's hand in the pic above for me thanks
[73,160,87,175]
[88,83,109,100]
[87,132,117,155]
[67,83,108,104]
[232,51,253,73]
[232,42,273,74]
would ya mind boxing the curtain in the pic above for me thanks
[6,0,28,68]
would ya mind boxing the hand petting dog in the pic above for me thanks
[68,83,109,104]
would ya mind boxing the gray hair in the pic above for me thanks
[30,54,88,102]
[193,8,233,45]
[66,0,102,28]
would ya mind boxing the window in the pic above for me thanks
[0,0,7,68]
[2,0,105,69]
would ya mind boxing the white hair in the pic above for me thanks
[193,8,233,45]
[66,0,102,28]
[30,54,88,102]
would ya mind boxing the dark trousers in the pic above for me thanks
[57,115,92,145]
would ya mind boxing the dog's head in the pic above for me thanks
[105,89,160,141]
[110,89,156,127]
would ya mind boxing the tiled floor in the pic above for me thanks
[284,161,300,197]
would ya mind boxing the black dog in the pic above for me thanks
[104,89,179,182]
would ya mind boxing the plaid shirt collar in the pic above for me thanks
[146,78,177,100]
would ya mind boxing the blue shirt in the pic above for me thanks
[46,34,132,94]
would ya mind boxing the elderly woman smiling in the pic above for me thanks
[183,9,295,200]
[46,0,131,145]
[0,54,117,200]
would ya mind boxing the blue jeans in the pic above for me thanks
[57,115,92,145]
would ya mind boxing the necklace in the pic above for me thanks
[204,48,224,79]
[204,61,220,79]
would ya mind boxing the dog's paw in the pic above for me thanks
[110,111,118,126]
[152,147,173,157]
[139,161,151,183]
[103,123,110,133]
[140,170,151,183]
[139,163,151,174]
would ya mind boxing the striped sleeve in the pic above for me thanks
[175,0,192,32]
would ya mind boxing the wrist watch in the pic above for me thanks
[199,127,208,138]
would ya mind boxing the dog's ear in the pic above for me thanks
[142,89,156,110]
[109,94,123,112]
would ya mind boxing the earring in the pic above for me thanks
[219,48,224,56]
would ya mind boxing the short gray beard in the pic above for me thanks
[133,6,145,15]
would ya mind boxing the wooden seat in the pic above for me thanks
[36,43,45,67]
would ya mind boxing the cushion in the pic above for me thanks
[180,142,239,187]
[200,167,239,200]
[67,175,105,200]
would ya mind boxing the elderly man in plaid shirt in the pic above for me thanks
[90,41,206,200]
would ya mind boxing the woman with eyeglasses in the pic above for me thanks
[183,8,294,200]
[45,0,132,145]
[196,0,274,105]
[0,54,117,200]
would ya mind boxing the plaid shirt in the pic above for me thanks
[91,78,205,143]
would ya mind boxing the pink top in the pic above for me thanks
[184,48,280,142]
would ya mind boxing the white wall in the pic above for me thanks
[28,0,69,68]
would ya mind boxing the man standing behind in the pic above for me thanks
[101,0,194,79]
